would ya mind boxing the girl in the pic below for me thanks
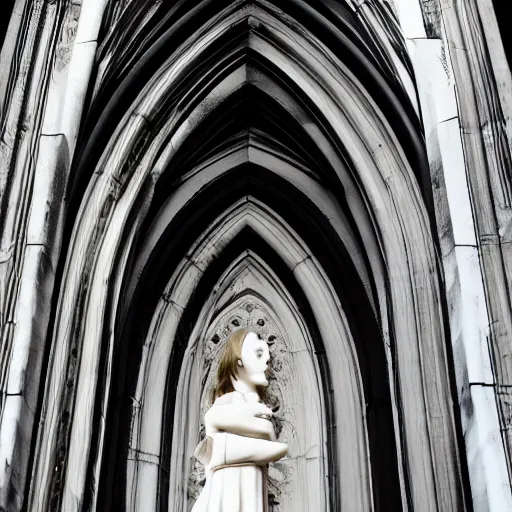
[191,329,288,512]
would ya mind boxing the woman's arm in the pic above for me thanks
[205,401,275,440]
[209,432,288,469]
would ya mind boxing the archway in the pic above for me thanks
[28,4,466,512]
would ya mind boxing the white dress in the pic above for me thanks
[191,392,270,512]
[190,462,268,512]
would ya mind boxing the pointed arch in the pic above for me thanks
[28,4,466,512]
[99,175,401,511]
[131,249,330,512]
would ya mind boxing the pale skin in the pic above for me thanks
[205,332,288,467]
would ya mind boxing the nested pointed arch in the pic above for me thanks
[167,252,335,512]
[104,188,399,511]
[70,1,428,215]
[92,0,416,119]
[28,3,467,512]
[125,240,333,512]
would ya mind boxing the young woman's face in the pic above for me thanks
[239,332,270,386]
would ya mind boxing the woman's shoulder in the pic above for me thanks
[204,393,239,430]
[212,391,239,406]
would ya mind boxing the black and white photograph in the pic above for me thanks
[0,1,511,511]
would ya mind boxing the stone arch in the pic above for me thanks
[166,259,327,512]
[27,3,466,512]
[103,176,399,506]
[121,196,378,512]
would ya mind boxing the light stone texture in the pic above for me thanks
[1,1,510,511]
[392,0,427,39]
[466,385,512,512]
[409,10,512,511]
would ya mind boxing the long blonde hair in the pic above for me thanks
[211,328,266,403]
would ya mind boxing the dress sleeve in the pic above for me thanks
[204,400,275,440]
[193,435,213,465]
[193,394,236,464]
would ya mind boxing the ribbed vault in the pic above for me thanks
[26,2,468,512]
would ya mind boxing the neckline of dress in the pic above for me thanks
[235,390,260,402]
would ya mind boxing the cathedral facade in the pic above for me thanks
[0,1,511,511]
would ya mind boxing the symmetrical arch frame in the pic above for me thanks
[23,3,468,512]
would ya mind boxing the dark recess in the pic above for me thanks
[0,1,16,50]
[492,0,512,70]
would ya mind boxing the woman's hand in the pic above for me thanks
[246,401,273,419]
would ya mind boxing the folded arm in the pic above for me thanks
[209,432,288,469]
[205,401,276,441]
[197,401,288,468]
